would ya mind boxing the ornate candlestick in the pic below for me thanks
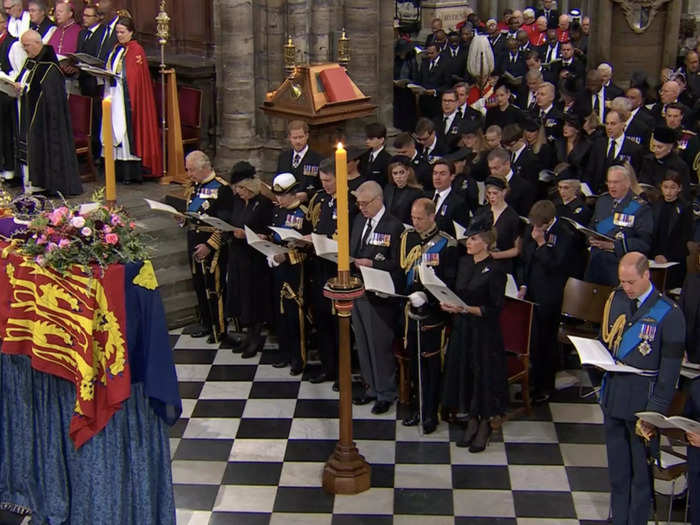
[337,29,350,67]
[156,1,170,179]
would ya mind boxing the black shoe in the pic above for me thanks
[352,393,376,406]
[456,417,479,448]
[190,328,210,338]
[289,364,304,376]
[309,372,329,384]
[220,333,243,351]
[273,360,289,369]
[371,400,392,415]
[469,419,492,453]
[241,336,265,359]
[331,381,339,392]
[423,420,437,434]
[402,412,420,427]
[206,333,223,344]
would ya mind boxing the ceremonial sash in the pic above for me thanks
[188,181,218,213]
[596,199,640,235]
[406,236,447,287]
[616,294,672,360]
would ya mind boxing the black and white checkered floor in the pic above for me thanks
[169,329,690,525]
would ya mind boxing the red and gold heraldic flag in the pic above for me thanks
[0,241,131,448]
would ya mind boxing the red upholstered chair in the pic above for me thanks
[500,297,534,415]
[178,86,202,147]
[68,94,95,182]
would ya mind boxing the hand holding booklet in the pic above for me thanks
[567,335,646,373]
[310,233,354,263]
[244,226,289,258]
[418,263,468,309]
[359,266,407,298]
[635,412,700,434]
[561,216,614,242]
[268,226,311,246]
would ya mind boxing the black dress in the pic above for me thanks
[225,194,274,326]
[442,255,508,420]
[383,184,424,224]
[485,205,522,275]
[651,198,694,288]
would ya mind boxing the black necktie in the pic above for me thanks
[361,218,373,245]
[546,47,552,63]
[607,140,616,162]
[433,192,440,204]
[631,298,639,316]
[457,107,463,119]
[429,60,435,72]
[594,94,600,115]
[293,153,301,168]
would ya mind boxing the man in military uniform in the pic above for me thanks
[184,151,234,343]
[269,172,312,375]
[276,120,323,202]
[534,82,563,142]
[585,164,653,286]
[306,159,357,387]
[664,103,700,184]
[351,181,405,414]
[400,198,458,433]
[599,252,685,525]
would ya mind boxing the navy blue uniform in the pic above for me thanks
[682,274,700,524]
[599,287,685,524]
[585,191,653,286]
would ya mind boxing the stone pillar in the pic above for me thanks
[377,0,396,131]
[214,0,261,171]
[310,0,332,63]
[288,0,311,63]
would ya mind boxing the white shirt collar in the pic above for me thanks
[434,187,452,209]
[370,145,384,161]
[512,143,526,162]
[293,145,309,159]
[540,104,553,115]
[369,205,386,224]
[426,136,437,153]
[505,169,514,182]
[546,216,557,233]
[636,284,654,308]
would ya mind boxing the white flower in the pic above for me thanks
[71,216,86,228]
[81,227,92,237]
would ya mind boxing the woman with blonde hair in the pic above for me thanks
[383,156,424,224]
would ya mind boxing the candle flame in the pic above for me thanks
[337,142,343,149]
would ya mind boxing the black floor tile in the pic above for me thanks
[236,418,293,439]
[549,386,600,404]
[512,490,577,518]
[258,349,285,365]
[369,463,395,488]
[394,488,453,515]
[284,439,337,462]
[451,465,511,490]
[294,399,339,419]
[352,419,396,440]
[508,403,552,421]
[505,443,564,465]
[207,364,257,381]
[221,461,283,486]
[556,422,607,444]
[168,418,188,438]
[190,399,246,418]
[566,466,611,492]
[172,484,220,511]
[178,381,204,399]
[172,438,234,461]
[395,441,451,464]
[173,349,218,364]
[208,512,271,525]
[273,486,335,513]
[249,381,300,399]
[454,519,517,525]
[332,516,393,525]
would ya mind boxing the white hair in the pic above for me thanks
[597,63,613,75]
[523,8,535,18]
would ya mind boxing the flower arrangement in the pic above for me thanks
[17,190,150,273]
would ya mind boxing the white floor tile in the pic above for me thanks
[508,465,570,491]
[180,399,198,419]
[452,489,516,517]
[254,364,304,381]
[559,443,608,468]
[278,461,325,487]
[170,438,180,460]
[288,418,339,440]
[549,402,604,424]
[173,335,220,350]
[242,398,297,419]
[175,509,211,525]
[354,440,396,464]
[572,490,611,520]
[175,364,212,382]
[228,438,288,462]
[394,464,453,489]
[333,487,394,514]
[171,460,227,485]
[198,381,252,400]
[213,485,278,512]
[183,418,240,439]
[212,350,262,366]
[501,421,559,443]
[297,381,340,400]
[269,514,332,525]
[450,441,508,465]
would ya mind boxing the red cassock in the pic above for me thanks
[123,40,162,177]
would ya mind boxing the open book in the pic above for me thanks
[0,77,18,98]
[418,263,468,309]
[244,226,289,258]
[359,266,407,298]
[635,412,700,434]
[567,335,647,374]
[649,260,679,269]
[67,52,104,67]
[561,216,614,242]
[77,63,118,79]
[453,221,466,241]
[310,233,353,263]
[268,226,311,245]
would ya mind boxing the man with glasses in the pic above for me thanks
[433,89,461,152]
[3,0,28,38]
[414,117,447,166]
[27,0,55,44]
[350,181,404,415]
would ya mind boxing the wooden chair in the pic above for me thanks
[68,94,96,182]
[178,86,203,147]
[500,297,535,415]
[558,277,614,344]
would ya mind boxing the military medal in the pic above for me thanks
[638,322,656,356]
[613,212,635,228]
[202,200,210,210]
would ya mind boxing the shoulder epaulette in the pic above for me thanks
[683,129,697,136]
[299,205,308,214]
[438,230,458,247]
[214,176,228,186]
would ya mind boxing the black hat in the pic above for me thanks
[554,165,581,183]
[346,146,365,162]
[559,76,578,97]
[442,148,472,162]
[652,126,678,145]
[459,118,482,135]
[463,212,493,238]
[230,161,256,184]
[563,113,584,131]
[271,172,299,194]
[629,71,650,95]
[495,76,513,92]
[484,176,507,190]
[389,155,412,167]
[521,116,540,132]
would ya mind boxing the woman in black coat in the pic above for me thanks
[225,162,274,357]
[553,114,591,172]
[383,156,424,224]
[441,215,508,453]
[651,170,694,288]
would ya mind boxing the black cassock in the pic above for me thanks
[16,45,81,195]
[225,194,273,326]
[442,255,508,420]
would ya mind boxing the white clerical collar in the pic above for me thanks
[426,136,437,153]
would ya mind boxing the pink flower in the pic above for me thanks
[129,221,136,229]
[36,234,47,245]
[48,207,69,226]
[105,233,119,245]
[70,216,86,228]
[58,239,71,248]
[34,255,45,265]
[102,225,112,233]
[47,242,58,252]
[110,214,123,226]
[81,227,92,237]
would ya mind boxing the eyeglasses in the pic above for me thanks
[356,196,378,208]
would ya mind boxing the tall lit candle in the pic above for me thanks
[335,143,350,274]
[102,96,116,205]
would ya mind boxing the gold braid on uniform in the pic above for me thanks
[400,231,423,271]
[280,280,308,364]
[693,152,700,184]
[307,193,322,229]
[601,291,626,355]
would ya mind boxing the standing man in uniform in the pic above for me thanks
[276,120,323,202]
[585,164,653,286]
[599,252,685,525]
[351,181,405,414]
[400,197,458,433]
[184,150,234,343]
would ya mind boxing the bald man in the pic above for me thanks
[650,80,690,126]
[599,252,685,525]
